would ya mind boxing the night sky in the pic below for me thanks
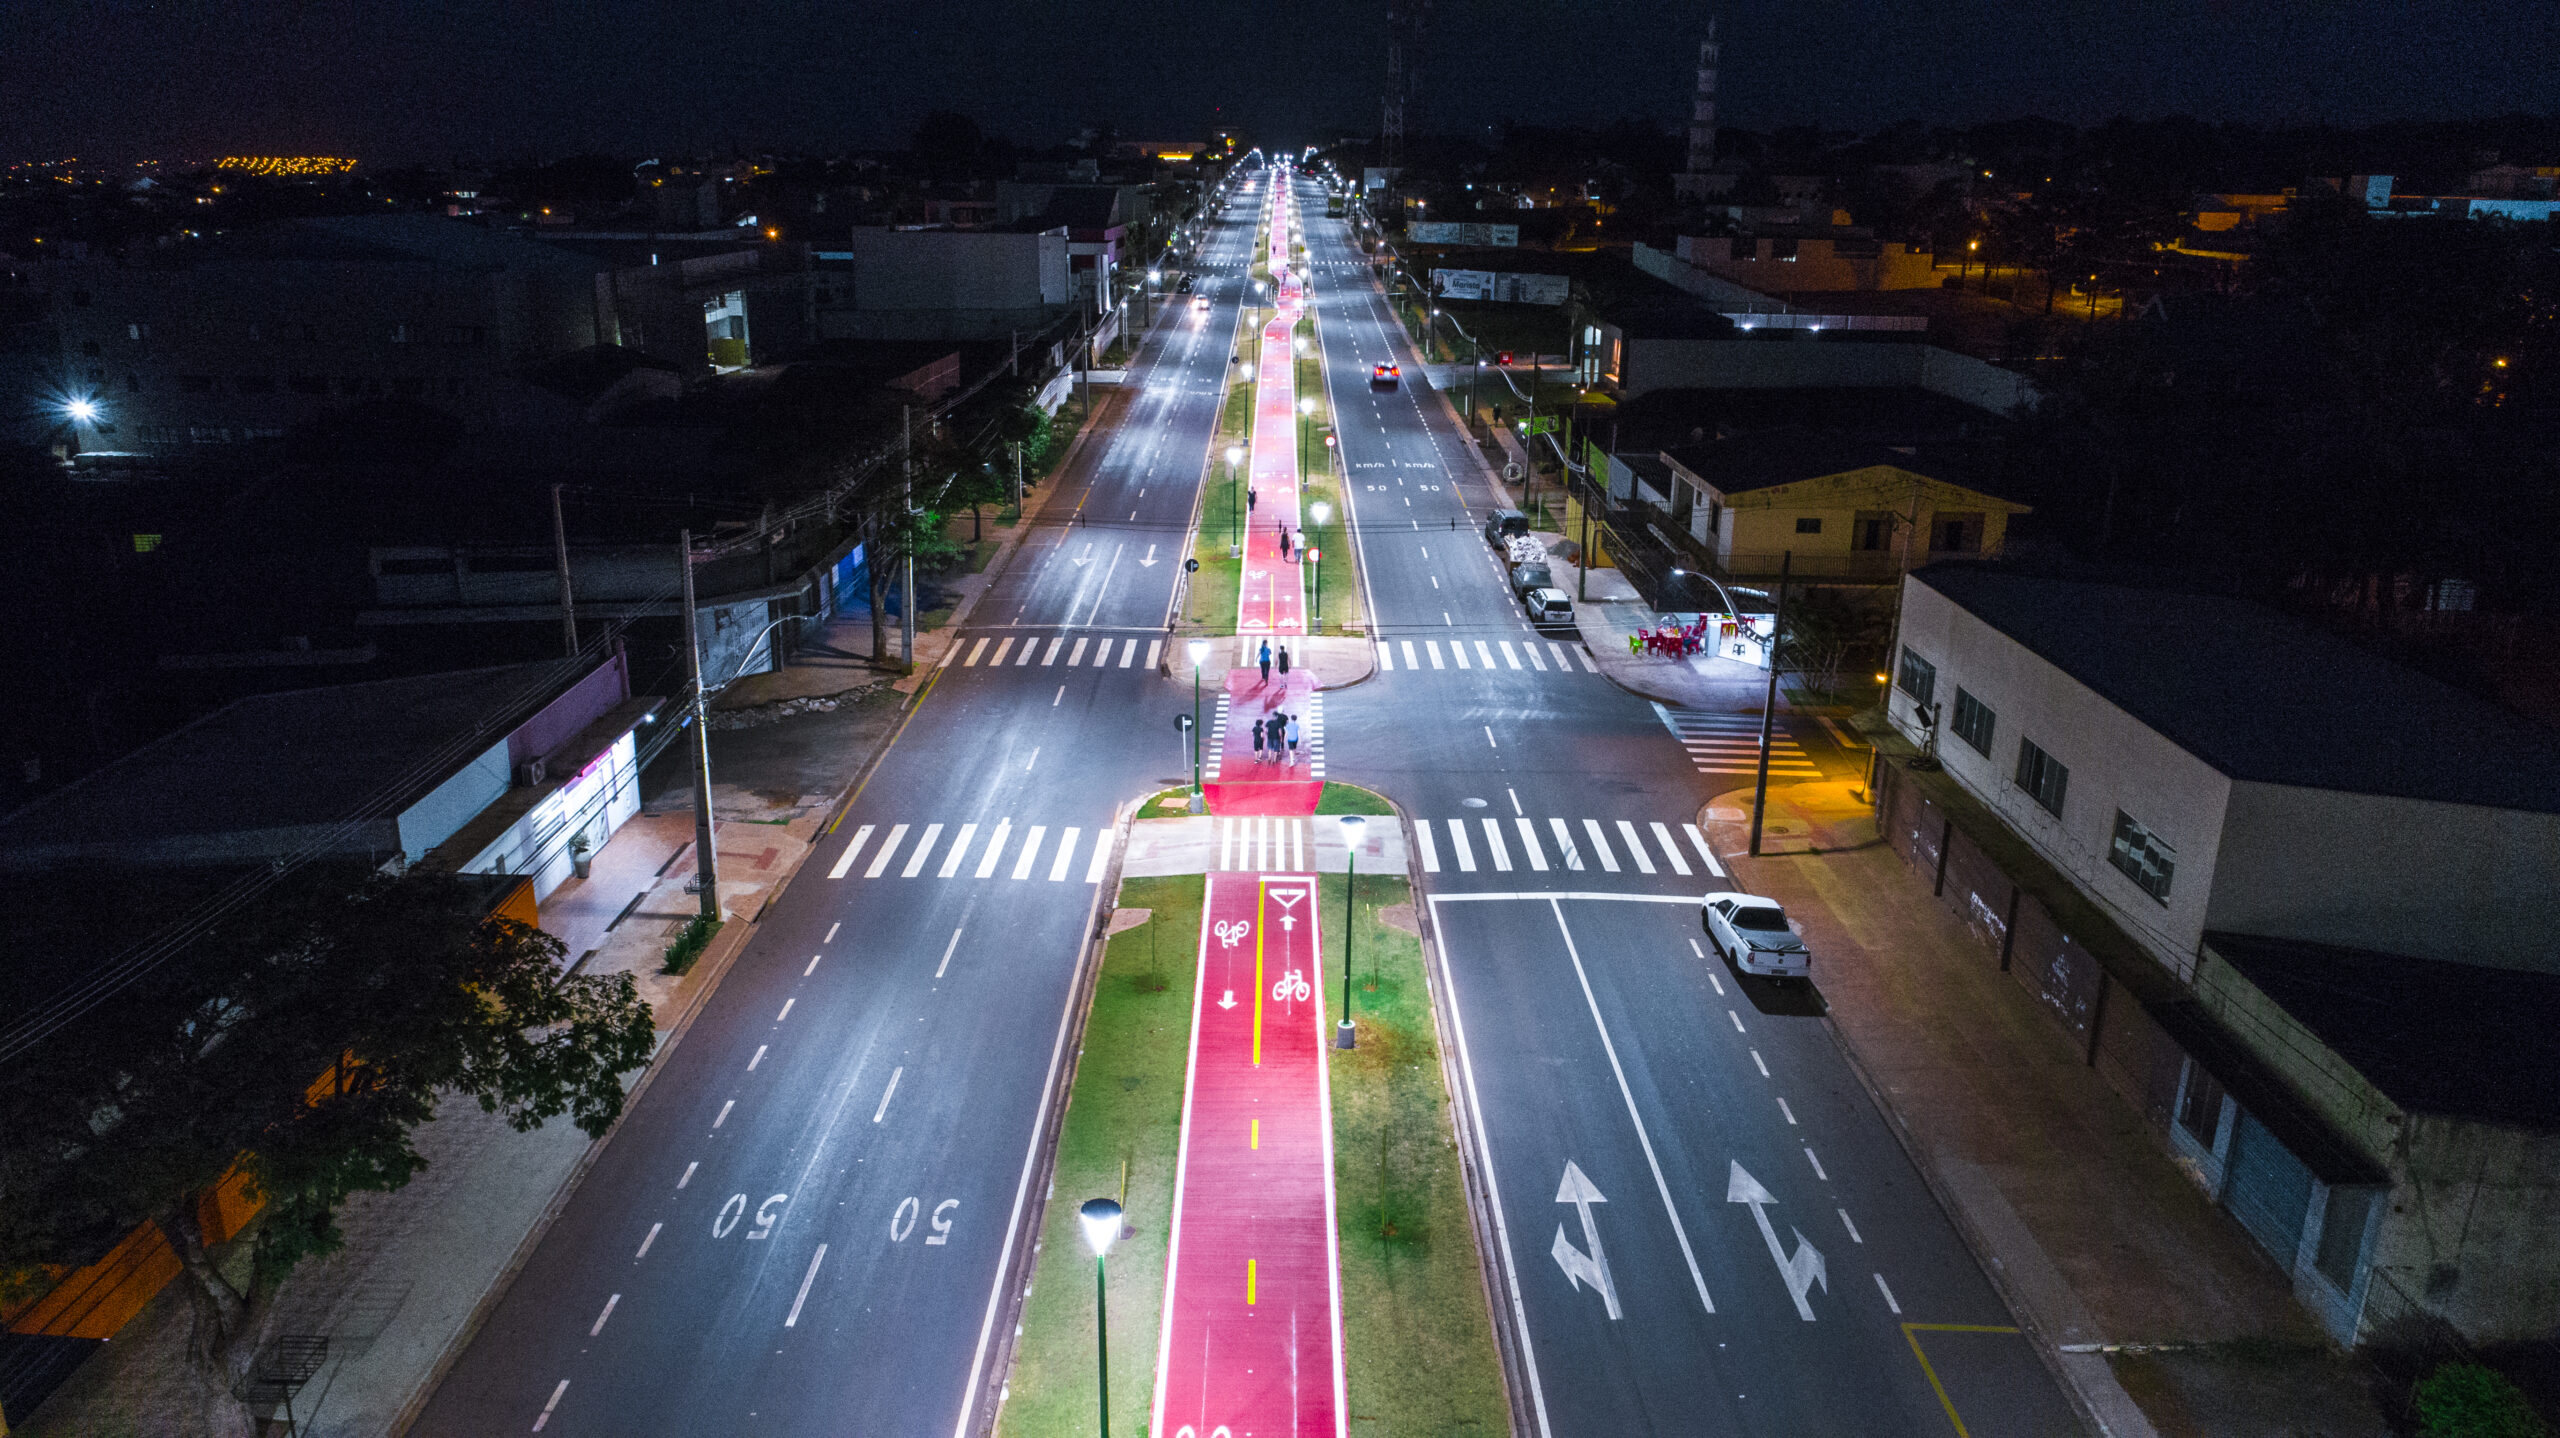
[6,0,2555,162]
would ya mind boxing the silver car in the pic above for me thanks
[1701,892,1811,982]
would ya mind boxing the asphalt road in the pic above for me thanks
[1296,172,2082,1436]
[410,176,1270,1438]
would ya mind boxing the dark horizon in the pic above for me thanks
[6,0,2557,165]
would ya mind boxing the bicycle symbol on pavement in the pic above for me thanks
[1271,968,1312,1003]
[1214,919,1252,949]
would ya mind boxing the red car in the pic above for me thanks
[1370,362,1400,390]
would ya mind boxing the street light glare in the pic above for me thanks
[1186,638,1212,667]
[64,399,98,421]
[1309,501,1331,526]
[1225,444,1245,465]
[1079,1197,1124,1256]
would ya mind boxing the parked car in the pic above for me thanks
[1701,893,1812,982]
[1523,586,1575,626]
[1510,561,1555,596]
[1371,361,1400,390]
[1483,509,1529,547]
[1178,274,1195,293]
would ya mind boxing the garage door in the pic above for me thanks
[2223,1110,2314,1266]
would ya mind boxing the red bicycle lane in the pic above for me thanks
[1150,869,1346,1438]
[1239,182,1308,638]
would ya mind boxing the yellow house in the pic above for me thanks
[1655,430,2030,582]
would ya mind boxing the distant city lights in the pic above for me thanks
[217,156,357,176]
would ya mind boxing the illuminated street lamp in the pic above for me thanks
[1187,638,1213,812]
[1307,500,1331,629]
[63,399,98,422]
[1226,443,1247,554]
[1298,395,1316,473]
[1079,1197,1124,1438]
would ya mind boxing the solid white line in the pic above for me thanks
[749,1044,767,1071]
[873,1066,904,1122]
[1420,891,1706,904]
[532,1379,568,1431]
[1025,746,1040,773]
[1840,1208,1864,1244]
[1549,899,1716,1313]
[937,927,963,978]
[828,824,875,879]
[635,1222,662,1258]
[1425,900,1557,1438]
[1874,1272,1901,1315]
[1377,640,1394,670]
[785,1244,829,1327]
[590,1293,620,1336]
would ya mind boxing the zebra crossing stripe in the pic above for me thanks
[1579,646,1601,672]
[1525,645,1548,671]
[963,638,989,666]
[1651,822,1691,876]
[1042,638,1064,665]
[1479,817,1514,871]
[1451,641,1470,670]
[1050,829,1082,882]
[1499,641,1522,669]
[865,824,910,878]
[1474,640,1498,668]
[1084,831,1110,883]
[1377,641,1394,670]
[828,824,876,879]
[1616,820,1654,875]
[1402,640,1420,669]
[1146,639,1163,669]
[974,820,1011,878]
[1017,638,1038,665]
[937,823,978,878]
[1584,819,1621,873]
[1415,819,1441,872]
[1012,826,1047,880]
[1067,637,1089,665]
[900,824,942,878]
[1426,641,1445,669]
[991,637,1015,665]
[1525,817,1561,871]
[1683,823,1724,877]
[1447,819,1477,872]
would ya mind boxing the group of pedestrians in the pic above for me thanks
[1249,711,1304,766]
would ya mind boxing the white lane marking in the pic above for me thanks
[636,1221,662,1258]
[828,824,876,879]
[1707,969,1725,995]
[937,927,963,978]
[991,637,1014,665]
[1515,817,1552,871]
[1085,833,1110,883]
[1484,724,1497,749]
[776,998,795,1022]
[873,1066,904,1123]
[1012,826,1047,880]
[1580,647,1602,672]
[713,1100,733,1128]
[677,1161,697,1189]
[1874,1272,1901,1314]
[1778,1097,1798,1125]
[1806,1147,1829,1180]
[1729,1009,1744,1032]
[532,1379,568,1431]
[1526,644,1548,671]
[1452,639,1471,669]
[805,953,822,976]
[974,821,1011,878]
[1583,818,1621,872]
[900,823,944,877]
[1752,1049,1769,1077]
[1448,819,1477,872]
[785,1244,829,1327]
[749,1044,768,1071]
[1616,820,1654,874]
[1651,822,1691,875]
[824,922,840,943]
[865,823,911,878]
[1508,787,1524,816]
[1683,823,1726,877]
[1050,828,1080,882]
[1415,819,1441,872]
[1840,1209,1864,1244]
[1025,746,1041,773]
[1548,900,1717,1314]
[590,1293,620,1335]
[1551,642,1575,670]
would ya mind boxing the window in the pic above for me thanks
[2109,811,2175,901]
[2178,1064,2226,1145]
[1897,647,1936,709]
[1931,512,1985,553]
[1853,512,1891,551]
[2014,737,2069,817]
[2314,1186,2377,1291]
[1951,687,1995,755]
[1795,516,1823,534]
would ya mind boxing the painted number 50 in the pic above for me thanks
[713,1192,789,1240]
[890,1196,960,1245]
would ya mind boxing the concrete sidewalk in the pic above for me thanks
[1706,801,2390,1437]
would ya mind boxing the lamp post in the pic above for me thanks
[1298,395,1316,475]
[1226,444,1247,555]
[1187,638,1211,812]
[1079,1198,1124,1438]
[1337,814,1367,1048]
[1307,500,1330,630]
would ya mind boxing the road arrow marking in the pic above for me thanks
[1218,989,1237,1010]
[1549,1160,1621,1319]
[1072,545,1095,566]
[1139,543,1159,567]
[1728,1161,1828,1321]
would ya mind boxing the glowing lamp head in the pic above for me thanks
[1186,638,1212,668]
[1299,397,1315,415]
[1225,444,1245,466]
[64,399,98,422]
[1078,1197,1124,1257]
[1308,501,1331,526]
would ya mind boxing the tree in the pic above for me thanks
[0,869,655,1378]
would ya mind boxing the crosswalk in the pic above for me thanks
[1203,690,1326,779]
[1413,815,1724,878]
[823,819,1112,884]
[953,633,1163,670]
[1210,815,1316,871]
[1376,637,1601,675]
[1654,703,1824,779]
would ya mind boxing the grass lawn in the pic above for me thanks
[1315,782,1394,816]
[1321,869,1511,1437]
[997,875,1203,1438]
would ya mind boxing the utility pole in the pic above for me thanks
[1748,551,1793,858]
[901,406,917,671]
[679,530,720,919]
[550,482,578,658]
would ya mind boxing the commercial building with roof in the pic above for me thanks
[1880,562,2560,1345]
[1652,429,2029,583]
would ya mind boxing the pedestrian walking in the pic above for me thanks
[1258,640,1272,683]
[1248,487,1258,514]
[1251,717,1266,763]
[1277,644,1291,676]
[1287,714,1303,765]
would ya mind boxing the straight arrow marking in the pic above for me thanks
[1728,1161,1828,1321]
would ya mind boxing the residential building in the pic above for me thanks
[816,226,1071,341]
[1648,429,2026,582]
[1881,564,2560,1344]
[1673,231,1940,292]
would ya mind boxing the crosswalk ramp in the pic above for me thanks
[1376,636,1601,675]
[1203,690,1326,779]
[1654,703,1823,779]
[823,819,1112,884]
[952,633,1163,670]
[1413,816,1725,879]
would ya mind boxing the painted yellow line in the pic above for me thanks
[1246,1258,1258,1305]
[1252,880,1267,1067]
[1251,1118,1260,1149]
[1901,1323,2021,1438]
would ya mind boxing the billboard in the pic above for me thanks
[1430,269,1570,306]
[1408,222,1521,247]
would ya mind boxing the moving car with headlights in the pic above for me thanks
[1370,361,1400,390]
[1192,294,1212,313]
[1701,893,1812,982]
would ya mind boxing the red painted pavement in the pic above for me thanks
[1203,667,1321,816]
[1239,180,1310,637]
[1152,870,1346,1438]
